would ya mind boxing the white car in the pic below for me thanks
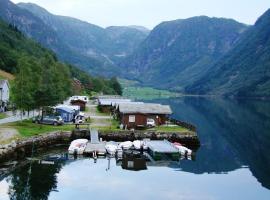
[74,113,85,124]
[146,118,156,127]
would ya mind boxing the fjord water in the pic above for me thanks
[1,97,270,200]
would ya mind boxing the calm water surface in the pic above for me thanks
[1,97,270,200]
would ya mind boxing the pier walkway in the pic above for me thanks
[84,129,106,155]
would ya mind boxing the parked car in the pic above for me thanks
[74,115,85,124]
[146,118,156,127]
[33,115,64,126]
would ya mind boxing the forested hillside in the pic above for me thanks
[0,1,149,76]
[0,19,122,97]
[122,16,247,91]
[186,9,270,97]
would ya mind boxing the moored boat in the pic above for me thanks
[173,142,192,156]
[105,141,118,155]
[68,139,88,155]
[133,140,148,150]
[118,141,133,150]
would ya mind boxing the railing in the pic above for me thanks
[169,118,197,132]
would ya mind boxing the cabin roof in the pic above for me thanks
[99,98,132,106]
[115,102,144,109]
[97,95,124,100]
[119,103,172,115]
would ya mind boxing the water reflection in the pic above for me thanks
[0,97,270,199]
[7,161,62,200]
[152,97,270,189]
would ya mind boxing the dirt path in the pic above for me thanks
[85,101,112,127]
[0,128,20,144]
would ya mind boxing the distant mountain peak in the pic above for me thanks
[17,2,50,14]
[255,8,270,26]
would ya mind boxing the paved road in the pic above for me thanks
[0,111,38,125]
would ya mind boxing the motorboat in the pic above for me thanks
[68,139,88,155]
[133,140,148,150]
[105,141,118,155]
[173,142,192,156]
[118,141,133,150]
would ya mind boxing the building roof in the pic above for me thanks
[118,103,172,115]
[97,95,124,100]
[98,98,132,106]
[71,96,88,102]
[115,102,144,109]
[0,80,9,89]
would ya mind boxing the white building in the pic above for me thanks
[71,96,89,103]
[0,80,10,112]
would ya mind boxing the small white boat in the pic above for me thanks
[133,140,148,150]
[68,139,88,155]
[118,141,133,150]
[173,142,192,156]
[105,141,118,155]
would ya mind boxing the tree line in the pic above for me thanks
[11,54,123,113]
[11,54,72,113]
[1,19,123,113]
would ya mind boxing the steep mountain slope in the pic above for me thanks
[16,2,149,74]
[0,0,61,51]
[0,18,122,95]
[106,26,149,62]
[123,17,247,91]
[0,19,54,73]
[186,9,270,97]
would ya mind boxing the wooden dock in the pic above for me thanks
[84,129,106,156]
[147,140,179,160]
[84,142,106,155]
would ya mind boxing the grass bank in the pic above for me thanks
[0,113,7,119]
[3,120,74,137]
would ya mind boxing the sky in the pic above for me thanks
[10,0,270,29]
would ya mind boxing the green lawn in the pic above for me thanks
[149,125,190,132]
[91,119,120,131]
[122,86,182,100]
[0,112,7,119]
[4,120,74,137]
[95,107,111,116]
[1,118,192,140]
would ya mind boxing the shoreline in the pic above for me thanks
[0,129,200,163]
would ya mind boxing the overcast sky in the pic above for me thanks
[11,0,270,29]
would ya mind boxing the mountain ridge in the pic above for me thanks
[122,16,247,91]
[185,8,270,97]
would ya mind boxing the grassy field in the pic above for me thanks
[0,112,7,119]
[122,86,182,100]
[1,118,191,140]
[119,78,181,100]
[4,120,74,137]
[150,125,190,132]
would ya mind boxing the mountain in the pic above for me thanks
[0,19,54,73]
[186,9,270,97]
[0,0,97,74]
[0,17,122,95]
[4,1,148,76]
[106,26,149,62]
[122,16,247,91]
